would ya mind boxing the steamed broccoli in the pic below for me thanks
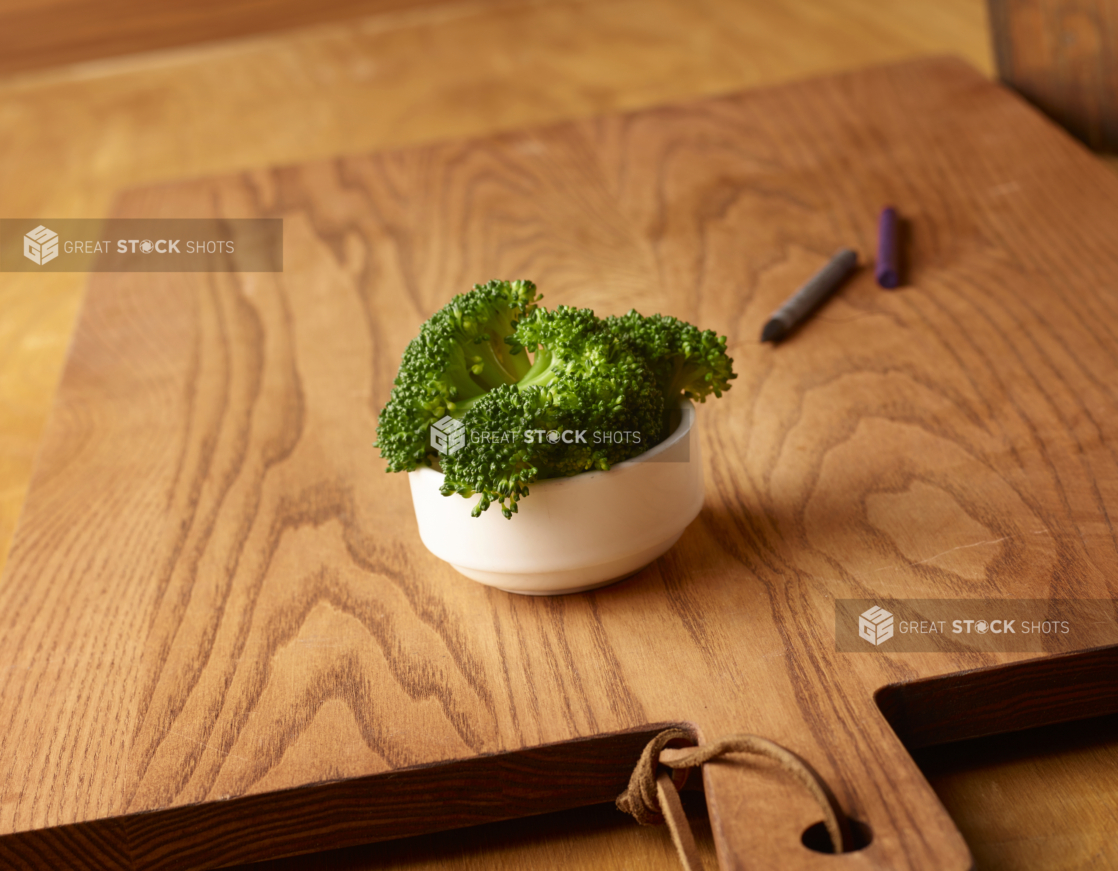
[375,282,735,518]
[375,279,539,473]
[439,307,664,516]
[604,310,737,438]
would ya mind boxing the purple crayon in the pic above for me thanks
[876,206,900,289]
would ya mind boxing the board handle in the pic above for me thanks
[682,710,971,870]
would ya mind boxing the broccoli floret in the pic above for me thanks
[436,383,550,518]
[438,307,664,517]
[375,283,735,518]
[375,280,539,472]
[605,310,736,438]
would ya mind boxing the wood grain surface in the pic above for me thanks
[3,3,1060,869]
[3,2,1117,869]
[0,0,996,592]
[0,0,491,76]
[3,56,1118,870]
[988,0,1118,151]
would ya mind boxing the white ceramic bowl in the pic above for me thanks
[408,400,704,595]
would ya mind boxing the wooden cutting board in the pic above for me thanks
[2,57,1118,871]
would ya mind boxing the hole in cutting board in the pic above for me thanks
[801,818,873,853]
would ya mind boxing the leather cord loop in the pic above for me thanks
[615,727,694,825]
[617,730,850,870]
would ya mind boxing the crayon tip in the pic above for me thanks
[878,268,899,289]
[876,207,901,289]
[761,319,785,343]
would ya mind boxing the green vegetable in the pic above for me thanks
[374,279,539,473]
[375,281,736,518]
[604,310,737,439]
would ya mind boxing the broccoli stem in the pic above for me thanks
[444,347,490,404]
[514,346,556,390]
[660,358,705,436]
[487,312,534,380]
[470,335,531,389]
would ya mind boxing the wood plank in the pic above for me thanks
[0,0,496,77]
[4,54,1118,870]
[988,0,1118,151]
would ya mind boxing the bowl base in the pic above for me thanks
[472,569,642,597]
[450,533,683,596]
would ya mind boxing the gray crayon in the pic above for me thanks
[761,248,857,343]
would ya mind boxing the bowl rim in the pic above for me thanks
[409,397,696,493]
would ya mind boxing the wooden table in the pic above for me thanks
[2,2,1117,869]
